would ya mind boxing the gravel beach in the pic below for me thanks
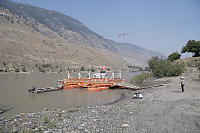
[1,69,200,133]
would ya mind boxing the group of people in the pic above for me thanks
[132,92,143,99]
[132,76,184,99]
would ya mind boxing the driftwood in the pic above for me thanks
[0,105,15,114]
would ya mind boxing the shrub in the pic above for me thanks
[22,127,34,133]
[15,68,20,72]
[185,58,200,68]
[131,72,153,84]
[22,67,26,72]
[43,64,51,68]
[43,117,49,123]
[148,57,185,78]
[39,67,45,73]
[196,61,200,70]
[90,67,95,72]
[59,67,63,73]
[48,122,56,128]
[168,52,181,62]
[80,66,84,71]
[186,62,196,67]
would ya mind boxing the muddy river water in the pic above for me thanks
[0,72,140,117]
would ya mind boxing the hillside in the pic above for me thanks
[117,42,163,66]
[176,57,200,68]
[0,0,163,72]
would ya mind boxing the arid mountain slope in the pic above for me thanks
[0,7,126,69]
[0,0,163,71]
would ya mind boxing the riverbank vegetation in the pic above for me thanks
[149,57,185,78]
[131,57,185,83]
[0,63,114,73]
[131,56,185,84]
[131,39,200,84]
[131,72,153,84]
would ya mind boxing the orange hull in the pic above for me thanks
[62,78,124,91]
[63,85,80,89]
[87,87,101,92]
[99,86,109,90]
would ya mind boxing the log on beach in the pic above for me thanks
[0,105,15,114]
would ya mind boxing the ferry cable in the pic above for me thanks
[105,18,200,38]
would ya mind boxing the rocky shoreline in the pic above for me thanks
[0,95,148,133]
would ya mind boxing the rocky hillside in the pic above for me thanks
[0,0,162,72]
[176,57,200,68]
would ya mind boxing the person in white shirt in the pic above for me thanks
[138,92,143,99]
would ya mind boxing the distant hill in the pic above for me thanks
[117,42,163,66]
[0,0,163,71]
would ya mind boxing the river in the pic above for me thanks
[0,72,140,117]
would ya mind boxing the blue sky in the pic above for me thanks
[12,0,200,56]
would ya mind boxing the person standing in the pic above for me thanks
[181,77,184,92]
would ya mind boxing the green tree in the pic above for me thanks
[168,52,181,62]
[181,40,200,57]
[22,67,26,72]
[80,66,84,71]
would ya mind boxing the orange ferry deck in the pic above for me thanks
[61,72,124,92]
